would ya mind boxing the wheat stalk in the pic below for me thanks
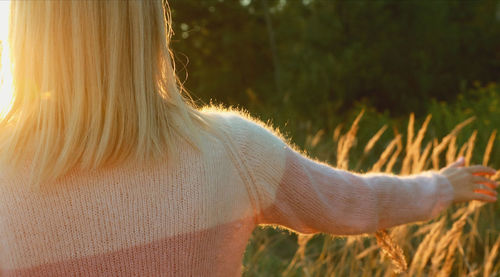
[385,135,403,173]
[364,125,388,154]
[431,117,475,169]
[465,130,478,166]
[409,217,446,276]
[431,203,479,275]
[484,235,500,277]
[375,229,408,274]
[337,111,364,170]
[446,136,457,165]
[371,135,401,172]
[482,130,496,166]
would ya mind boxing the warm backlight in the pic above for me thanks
[0,1,13,118]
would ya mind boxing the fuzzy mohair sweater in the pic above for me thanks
[0,111,454,276]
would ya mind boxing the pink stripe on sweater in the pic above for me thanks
[1,217,255,277]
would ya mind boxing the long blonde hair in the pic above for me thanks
[0,0,206,185]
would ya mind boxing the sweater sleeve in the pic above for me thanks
[223,113,455,235]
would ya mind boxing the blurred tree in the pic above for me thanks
[169,0,499,122]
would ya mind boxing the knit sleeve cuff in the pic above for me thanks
[428,172,455,220]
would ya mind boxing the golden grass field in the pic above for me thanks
[243,112,500,277]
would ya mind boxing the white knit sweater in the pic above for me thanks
[0,111,454,276]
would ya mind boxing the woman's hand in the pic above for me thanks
[440,157,499,203]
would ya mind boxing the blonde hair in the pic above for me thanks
[0,0,207,185]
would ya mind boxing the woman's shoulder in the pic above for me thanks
[198,107,289,157]
[200,107,287,144]
[200,107,254,129]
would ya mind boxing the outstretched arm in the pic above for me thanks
[257,146,454,235]
[225,113,498,235]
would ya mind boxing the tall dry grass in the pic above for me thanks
[244,112,499,277]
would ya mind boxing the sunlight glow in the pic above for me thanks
[0,1,13,118]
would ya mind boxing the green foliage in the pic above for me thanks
[288,84,500,172]
[170,0,500,120]
[427,83,500,166]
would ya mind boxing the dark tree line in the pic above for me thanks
[169,0,500,123]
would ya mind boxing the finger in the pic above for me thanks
[474,192,497,202]
[472,176,500,189]
[448,157,465,168]
[474,186,498,197]
[467,165,497,176]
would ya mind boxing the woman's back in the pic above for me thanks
[0,113,258,276]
